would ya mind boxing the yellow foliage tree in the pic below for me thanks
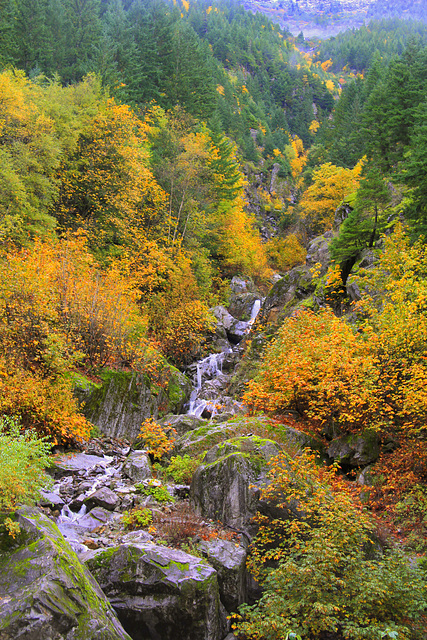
[266,233,307,272]
[56,98,168,253]
[299,161,362,234]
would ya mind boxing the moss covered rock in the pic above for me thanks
[190,435,282,532]
[327,430,380,468]
[0,507,131,640]
[85,543,227,640]
[75,368,191,442]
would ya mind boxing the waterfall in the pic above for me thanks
[187,299,262,418]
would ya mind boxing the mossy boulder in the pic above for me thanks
[197,539,247,612]
[0,507,131,640]
[305,230,334,275]
[174,422,241,457]
[75,368,191,442]
[85,543,227,640]
[327,430,380,468]
[160,414,208,438]
[190,435,282,532]
[258,264,315,324]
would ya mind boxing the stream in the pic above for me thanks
[46,297,262,555]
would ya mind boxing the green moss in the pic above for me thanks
[86,546,116,569]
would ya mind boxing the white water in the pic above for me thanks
[187,299,262,418]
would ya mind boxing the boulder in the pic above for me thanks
[190,435,282,532]
[84,487,120,511]
[85,543,228,640]
[197,539,247,612]
[327,430,380,467]
[227,292,260,322]
[305,231,333,275]
[75,368,191,442]
[122,451,152,483]
[0,507,131,640]
[259,264,315,324]
[160,413,208,437]
[229,276,256,295]
[211,306,249,344]
[50,452,111,477]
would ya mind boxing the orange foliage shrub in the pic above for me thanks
[0,233,154,442]
[243,308,382,433]
[138,418,176,460]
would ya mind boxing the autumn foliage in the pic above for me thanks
[232,452,427,640]
[0,233,155,442]
[299,161,363,234]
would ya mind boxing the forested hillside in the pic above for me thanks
[1,1,427,638]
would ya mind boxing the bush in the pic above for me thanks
[0,416,52,537]
[135,481,174,503]
[122,508,153,529]
[138,418,176,460]
[166,455,202,484]
[232,452,427,640]
[243,307,382,434]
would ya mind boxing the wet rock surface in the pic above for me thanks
[190,435,282,533]
[0,507,131,640]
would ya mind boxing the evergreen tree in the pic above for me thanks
[61,0,102,83]
[401,100,427,237]
[331,162,391,282]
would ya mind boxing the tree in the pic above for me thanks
[331,162,391,283]
[61,0,102,83]
[56,97,167,253]
[299,161,362,234]
[400,100,427,237]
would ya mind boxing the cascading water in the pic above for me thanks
[187,299,262,419]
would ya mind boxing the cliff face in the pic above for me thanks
[239,0,375,37]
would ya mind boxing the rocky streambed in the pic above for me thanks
[0,272,383,639]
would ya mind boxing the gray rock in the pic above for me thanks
[260,264,315,324]
[160,413,207,437]
[122,451,152,483]
[198,539,247,612]
[86,543,228,640]
[76,369,192,442]
[190,436,282,532]
[227,292,260,322]
[229,276,256,294]
[39,490,65,508]
[78,506,116,530]
[327,430,380,467]
[305,231,333,274]
[51,452,111,477]
[211,306,249,344]
[84,487,120,511]
[0,507,131,640]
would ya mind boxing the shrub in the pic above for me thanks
[122,508,153,529]
[232,452,427,640]
[135,482,174,503]
[0,416,52,537]
[166,454,202,484]
[243,307,382,434]
[138,418,176,460]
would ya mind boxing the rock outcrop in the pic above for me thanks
[0,507,131,640]
[75,368,191,442]
[86,543,228,640]
[190,435,282,533]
